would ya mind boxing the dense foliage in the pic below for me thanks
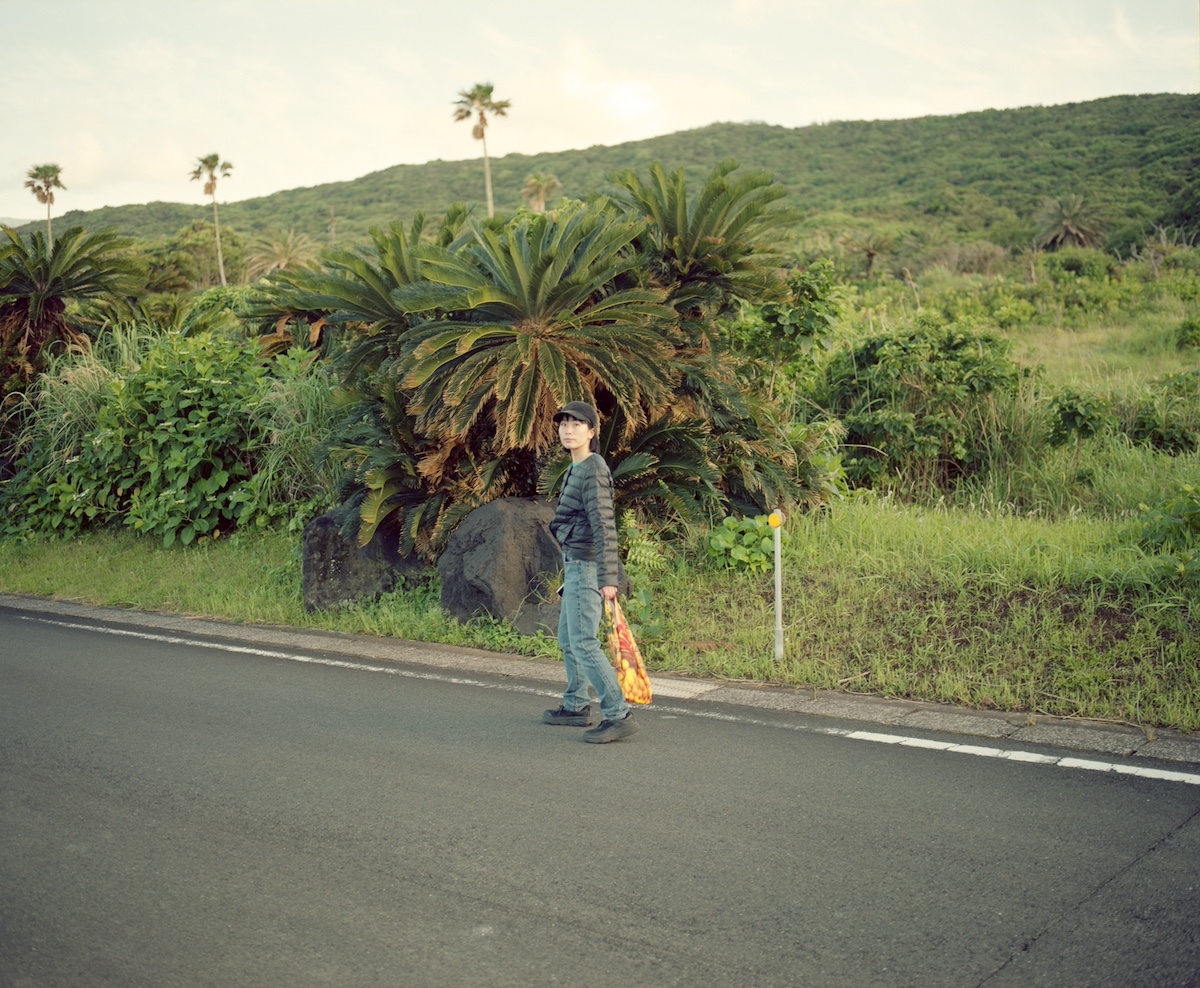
[0,226,143,454]
[260,163,835,556]
[2,329,338,545]
[819,320,1022,489]
[3,92,1198,563]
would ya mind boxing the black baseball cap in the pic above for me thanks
[552,401,598,429]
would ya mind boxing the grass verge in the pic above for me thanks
[2,498,1196,733]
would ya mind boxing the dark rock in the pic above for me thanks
[438,497,563,636]
[302,506,427,612]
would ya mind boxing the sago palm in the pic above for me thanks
[0,225,142,446]
[357,207,683,552]
[260,217,428,378]
[1035,194,1105,250]
[394,202,679,461]
[246,229,321,280]
[608,159,795,328]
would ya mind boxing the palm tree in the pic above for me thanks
[246,229,321,280]
[190,154,234,285]
[24,164,65,242]
[453,83,511,219]
[0,226,142,449]
[520,171,562,213]
[848,231,894,279]
[266,195,827,554]
[1035,194,1105,250]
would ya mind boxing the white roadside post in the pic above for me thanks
[768,511,785,660]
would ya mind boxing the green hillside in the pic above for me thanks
[19,92,1199,248]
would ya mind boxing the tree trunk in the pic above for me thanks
[212,197,227,286]
[482,132,494,219]
[46,201,52,244]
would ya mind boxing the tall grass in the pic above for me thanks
[248,352,344,520]
[827,275,1200,521]
[644,499,1197,730]
[1003,307,1194,386]
[965,431,1200,522]
[9,322,168,471]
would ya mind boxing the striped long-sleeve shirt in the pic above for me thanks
[549,453,620,589]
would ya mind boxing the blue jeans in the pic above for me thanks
[558,558,630,722]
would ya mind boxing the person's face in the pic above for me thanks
[558,415,595,453]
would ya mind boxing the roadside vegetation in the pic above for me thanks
[2,94,1198,733]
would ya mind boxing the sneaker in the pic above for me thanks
[543,704,595,726]
[583,712,639,744]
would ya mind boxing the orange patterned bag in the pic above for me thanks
[604,598,653,704]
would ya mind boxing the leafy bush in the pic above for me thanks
[819,319,1021,490]
[707,514,779,573]
[1048,389,1116,445]
[4,332,284,544]
[1135,484,1200,552]
[178,283,267,336]
[1047,378,1199,455]
[1131,485,1200,584]
[731,259,844,393]
[1129,396,1199,455]
[1042,247,1118,282]
[1176,317,1200,350]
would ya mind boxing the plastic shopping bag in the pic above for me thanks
[604,598,653,704]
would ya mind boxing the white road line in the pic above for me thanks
[20,614,1200,787]
[18,615,558,696]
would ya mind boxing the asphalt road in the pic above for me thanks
[2,604,1198,987]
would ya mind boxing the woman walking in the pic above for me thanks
[543,401,638,743]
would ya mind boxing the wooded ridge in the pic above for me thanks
[13,92,1198,248]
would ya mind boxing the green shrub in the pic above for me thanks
[1176,317,1200,350]
[4,332,279,544]
[707,514,780,573]
[989,292,1037,329]
[1129,397,1199,455]
[1047,389,1116,445]
[1042,247,1118,282]
[1135,484,1200,551]
[1046,376,1199,455]
[820,319,1021,490]
[1130,484,1200,584]
[736,259,843,369]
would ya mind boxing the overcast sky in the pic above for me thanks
[2,0,1197,223]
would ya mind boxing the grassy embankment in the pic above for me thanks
[2,484,1196,732]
